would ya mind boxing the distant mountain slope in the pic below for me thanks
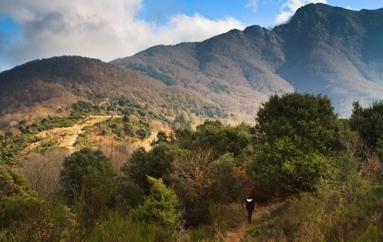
[0,56,226,129]
[275,3,383,115]
[112,3,383,118]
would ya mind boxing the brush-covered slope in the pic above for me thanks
[0,56,226,129]
[112,3,383,118]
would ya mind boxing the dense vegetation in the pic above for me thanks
[126,64,177,86]
[1,92,383,241]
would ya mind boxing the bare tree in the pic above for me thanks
[99,142,133,172]
[17,148,69,198]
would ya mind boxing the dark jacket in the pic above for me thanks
[246,198,255,211]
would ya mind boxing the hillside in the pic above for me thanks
[112,3,383,118]
[0,56,228,131]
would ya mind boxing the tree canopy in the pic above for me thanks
[59,148,115,203]
[349,100,383,149]
[250,92,341,197]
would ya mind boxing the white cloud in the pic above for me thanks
[156,13,244,43]
[274,0,327,25]
[246,0,259,12]
[0,0,245,67]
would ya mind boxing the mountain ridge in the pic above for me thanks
[112,3,383,118]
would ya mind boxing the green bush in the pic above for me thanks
[189,225,214,242]
[0,198,76,242]
[89,212,165,241]
[357,225,383,242]
[130,176,180,231]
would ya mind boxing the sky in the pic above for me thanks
[0,0,382,72]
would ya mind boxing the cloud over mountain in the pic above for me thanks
[275,0,327,24]
[0,0,245,67]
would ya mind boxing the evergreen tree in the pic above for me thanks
[250,92,341,197]
[130,176,180,240]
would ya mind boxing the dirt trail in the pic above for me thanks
[21,116,114,155]
[225,202,285,242]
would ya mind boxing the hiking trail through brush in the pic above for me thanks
[225,202,285,242]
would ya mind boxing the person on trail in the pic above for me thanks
[246,197,255,223]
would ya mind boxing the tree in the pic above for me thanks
[0,165,31,200]
[210,153,247,203]
[251,92,341,197]
[349,100,383,149]
[175,120,252,160]
[170,148,215,225]
[59,148,115,203]
[130,176,180,240]
[17,149,68,198]
[59,148,119,241]
[120,143,185,195]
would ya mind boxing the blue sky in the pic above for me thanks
[0,0,382,72]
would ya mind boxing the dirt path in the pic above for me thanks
[21,116,115,155]
[225,202,285,242]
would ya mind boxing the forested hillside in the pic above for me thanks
[1,93,383,241]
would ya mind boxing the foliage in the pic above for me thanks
[59,148,115,203]
[19,115,80,134]
[245,138,383,242]
[71,101,99,116]
[349,100,383,149]
[0,134,34,165]
[172,113,192,130]
[120,144,186,195]
[210,153,247,203]
[71,160,120,241]
[209,83,228,94]
[0,165,31,199]
[93,116,151,140]
[4,89,383,240]
[88,212,167,242]
[175,120,252,159]
[208,201,227,240]
[250,92,341,197]
[171,148,215,225]
[130,176,180,240]
[193,120,251,159]
[127,64,176,86]
[189,225,214,242]
[0,198,77,242]
[194,104,228,119]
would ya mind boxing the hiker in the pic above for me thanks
[246,197,255,223]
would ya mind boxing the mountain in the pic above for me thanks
[1,3,382,131]
[0,56,227,131]
[112,3,383,118]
